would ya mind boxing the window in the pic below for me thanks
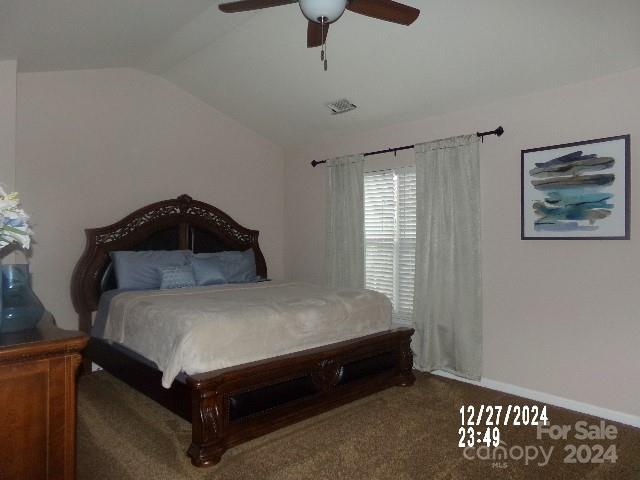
[364,166,416,324]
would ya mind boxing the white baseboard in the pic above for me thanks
[431,370,640,428]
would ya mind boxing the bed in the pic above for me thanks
[71,194,415,467]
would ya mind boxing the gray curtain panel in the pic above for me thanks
[325,154,365,289]
[412,135,483,380]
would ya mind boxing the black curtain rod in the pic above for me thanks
[310,126,504,167]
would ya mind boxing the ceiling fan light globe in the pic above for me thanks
[299,0,347,23]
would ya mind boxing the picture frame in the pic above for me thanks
[521,134,630,240]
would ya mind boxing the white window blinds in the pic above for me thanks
[364,166,416,324]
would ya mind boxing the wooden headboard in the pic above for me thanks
[70,194,267,334]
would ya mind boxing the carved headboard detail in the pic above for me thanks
[71,194,267,334]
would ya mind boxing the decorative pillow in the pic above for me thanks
[191,256,226,286]
[222,249,257,283]
[110,250,192,290]
[158,265,196,289]
[193,249,257,283]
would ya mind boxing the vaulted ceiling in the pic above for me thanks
[2,0,640,146]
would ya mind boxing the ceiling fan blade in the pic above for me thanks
[346,0,419,25]
[307,20,329,48]
[218,0,297,13]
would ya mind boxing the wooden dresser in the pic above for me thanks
[0,314,87,480]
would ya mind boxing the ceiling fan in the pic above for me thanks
[218,0,420,69]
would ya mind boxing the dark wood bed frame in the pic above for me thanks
[71,194,415,467]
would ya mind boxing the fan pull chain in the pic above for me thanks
[320,18,327,71]
[324,37,328,71]
[320,26,324,62]
[320,19,324,61]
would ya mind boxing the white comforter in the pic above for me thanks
[102,281,392,388]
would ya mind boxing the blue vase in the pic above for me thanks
[0,264,45,333]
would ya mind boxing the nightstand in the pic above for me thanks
[0,313,87,479]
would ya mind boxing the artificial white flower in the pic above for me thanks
[0,186,32,251]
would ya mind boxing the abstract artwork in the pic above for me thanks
[521,135,630,239]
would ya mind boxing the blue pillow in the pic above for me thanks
[191,256,226,286]
[194,249,257,283]
[158,265,196,289]
[111,250,192,290]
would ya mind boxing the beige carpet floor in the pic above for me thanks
[77,371,640,479]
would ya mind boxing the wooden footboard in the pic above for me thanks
[186,328,414,467]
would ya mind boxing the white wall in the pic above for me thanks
[0,60,16,189]
[16,68,285,329]
[0,60,19,265]
[284,68,640,418]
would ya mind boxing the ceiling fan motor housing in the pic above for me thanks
[299,0,347,23]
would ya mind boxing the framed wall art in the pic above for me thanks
[521,134,630,240]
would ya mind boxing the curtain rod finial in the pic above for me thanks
[496,126,504,136]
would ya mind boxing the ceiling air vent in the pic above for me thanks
[326,98,357,115]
